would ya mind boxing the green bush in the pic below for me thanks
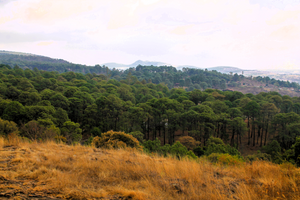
[142,139,197,159]
[263,140,281,156]
[169,141,197,159]
[246,151,272,162]
[207,153,244,166]
[142,138,162,153]
[207,137,225,146]
[60,121,82,144]
[293,137,300,167]
[193,146,205,157]
[128,131,144,143]
[0,118,18,136]
[205,138,242,158]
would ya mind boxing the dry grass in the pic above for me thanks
[0,136,299,200]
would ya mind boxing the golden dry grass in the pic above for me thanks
[0,136,299,200]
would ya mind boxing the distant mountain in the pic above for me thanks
[207,66,248,74]
[0,50,95,73]
[1,50,300,84]
[0,50,70,64]
[102,60,173,70]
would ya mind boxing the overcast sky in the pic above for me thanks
[0,0,300,70]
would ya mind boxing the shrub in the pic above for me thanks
[169,141,197,159]
[193,146,205,157]
[90,127,101,137]
[293,137,300,166]
[0,118,18,136]
[142,139,197,159]
[205,143,242,157]
[207,153,244,166]
[207,136,225,146]
[60,121,82,144]
[142,138,162,153]
[263,140,281,156]
[204,137,242,158]
[84,135,94,146]
[128,131,144,143]
[20,120,60,141]
[245,150,271,162]
[93,130,142,150]
[176,136,200,150]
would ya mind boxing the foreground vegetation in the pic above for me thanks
[0,136,299,200]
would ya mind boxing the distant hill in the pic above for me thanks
[207,66,246,74]
[103,60,173,69]
[0,50,70,64]
[0,50,99,73]
[1,50,300,91]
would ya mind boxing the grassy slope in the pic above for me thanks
[228,78,300,97]
[0,136,300,200]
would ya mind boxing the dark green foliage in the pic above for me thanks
[193,146,205,157]
[246,151,272,162]
[263,140,281,156]
[3,101,25,124]
[0,62,300,166]
[205,137,242,158]
[60,121,82,144]
[207,153,244,165]
[142,138,197,159]
[90,127,102,137]
[293,137,300,166]
[128,131,144,143]
[0,118,18,136]
[169,141,197,159]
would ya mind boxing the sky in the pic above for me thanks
[0,0,300,70]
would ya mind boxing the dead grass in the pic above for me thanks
[0,136,299,200]
[0,137,4,150]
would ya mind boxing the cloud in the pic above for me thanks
[0,31,69,44]
[170,24,195,35]
[37,41,53,46]
[267,10,300,25]
[115,34,172,56]
[270,25,300,40]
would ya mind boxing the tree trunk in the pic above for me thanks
[147,119,150,140]
[264,122,269,146]
[217,123,220,138]
[257,125,260,145]
[236,130,239,149]
[247,116,250,145]
[231,126,235,146]
[158,121,161,137]
[252,121,256,147]
[163,124,166,145]
[260,127,264,147]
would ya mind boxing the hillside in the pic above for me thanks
[0,50,70,64]
[103,60,172,70]
[1,51,300,98]
[207,66,245,73]
[0,137,299,200]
